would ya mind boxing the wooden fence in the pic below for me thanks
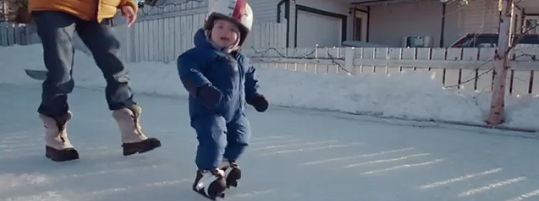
[241,47,539,95]
[108,16,286,63]
[0,22,37,46]
[71,2,287,63]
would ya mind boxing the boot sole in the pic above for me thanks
[45,146,79,162]
[122,138,162,156]
[45,154,79,162]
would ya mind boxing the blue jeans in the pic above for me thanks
[32,11,136,118]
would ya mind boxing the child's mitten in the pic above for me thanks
[197,84,223,110]
[252,94,268,112]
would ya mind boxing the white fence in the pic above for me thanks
[71,3,287,64]
[0,22,38,46]
[241,47,539,95]
[108,15,286,63]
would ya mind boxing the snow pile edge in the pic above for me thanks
[2,44,539,132]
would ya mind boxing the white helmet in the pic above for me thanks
[204,0,253,46]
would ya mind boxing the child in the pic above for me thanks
[176,0,269,200]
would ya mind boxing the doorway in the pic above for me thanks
[354,10,368,41]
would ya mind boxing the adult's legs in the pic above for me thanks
[34,11,77,118]
[75,19,134,110]
[75,19,160,155]
[32,11,79,162]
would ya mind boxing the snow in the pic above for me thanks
[2,44,539,131]
[1,83,539,201]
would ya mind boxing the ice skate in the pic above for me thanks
[112,105,161,156]
[39,111,79,162]
[220,159,241,188]
[193,169,227,200]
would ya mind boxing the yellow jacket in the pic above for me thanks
[28,0,138,22]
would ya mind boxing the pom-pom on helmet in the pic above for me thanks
[203,0,253,46]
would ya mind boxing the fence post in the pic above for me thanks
[344,47,354,73]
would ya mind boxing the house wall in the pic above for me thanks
[519,0,539,14]
[218,0,358,47]
[288,0,355,47]
[524,8,539,14]
[248,0,281,22]
[156,0,279,22]
[520,0,539,34]
[521,6,539,15]
[366,0,499,47]
[208,0,278,22]
[149,0,357,48]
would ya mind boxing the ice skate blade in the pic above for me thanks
[193,188,225,201]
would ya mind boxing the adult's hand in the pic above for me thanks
[120,5,137,27]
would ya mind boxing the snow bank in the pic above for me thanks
[2,44,539,131]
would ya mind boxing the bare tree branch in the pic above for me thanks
[507,23,539,53]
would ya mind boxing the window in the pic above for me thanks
[524,16,539,34]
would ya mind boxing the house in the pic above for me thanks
[148,0,539,48]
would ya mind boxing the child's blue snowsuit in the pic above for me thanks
[177,29,261,170]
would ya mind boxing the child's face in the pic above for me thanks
[210,19,240,49]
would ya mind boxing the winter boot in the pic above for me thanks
[193,169,227,200]
[112,105,161,156]
[220,158,241,188]
[39,111,79,162]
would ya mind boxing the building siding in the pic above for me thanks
[368,0,444,47]
[156,0,279,22]
[145,0,534,48]
[367,0,499,47]
[519,0,539,14]
[149,0,355,47]
[248,0,280,22]
[458,0,499,35]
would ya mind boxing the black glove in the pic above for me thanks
[252,94,268,112]
[196,84,222,110]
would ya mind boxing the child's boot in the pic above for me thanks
[39,111,79,162]
[112,105,161,156]
[193,169,227,200]
[220,158,241,188]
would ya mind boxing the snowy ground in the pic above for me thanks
[2,45,539,131]
[1,83,539,201]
